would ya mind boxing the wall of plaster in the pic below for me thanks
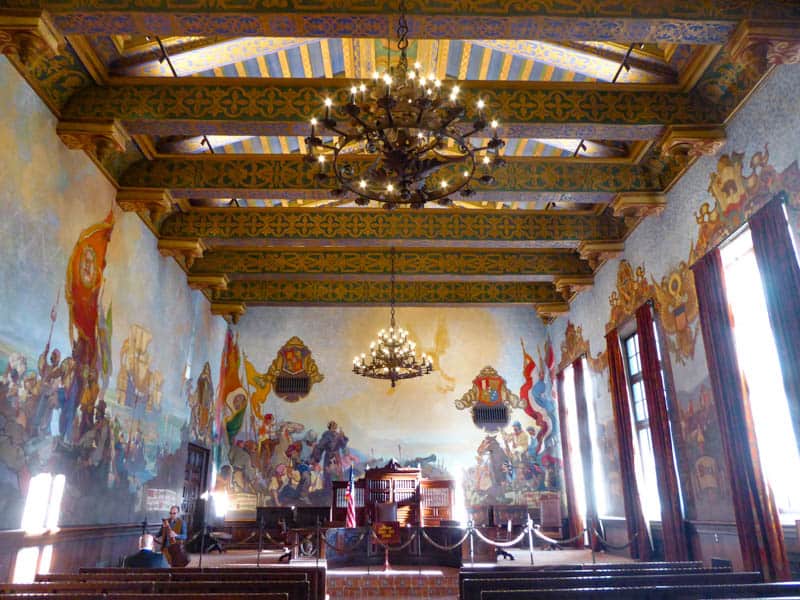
[0,59,227,530]
[550,64,800,562]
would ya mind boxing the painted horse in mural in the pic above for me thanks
[477,435,511,501]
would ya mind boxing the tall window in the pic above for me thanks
[721,226,800,523]
[561,364,587,523]
[582,357,607,516]
[622,332,661,522]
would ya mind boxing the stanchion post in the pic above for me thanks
[527,515,534,566]
[591,529,597,564]
[468,522,475,565]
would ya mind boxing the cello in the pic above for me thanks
[159,516,190,567]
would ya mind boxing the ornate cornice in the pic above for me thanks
[187,274,229,291]
[610,192,667,226]
[660,125,727,159]
[116,187,173,227]
[729,20,800,67]
[56,119,127,162]
[536,301,570,325]
[157,237,207,270]
[577,240,624,270]
[554,276,594,302]
[209,302,246,324]
[607,260,653,332]
[0,9,63,68]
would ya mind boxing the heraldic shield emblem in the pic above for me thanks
[454,366,523,432]
[266,336,324,402]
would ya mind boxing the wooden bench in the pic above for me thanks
[459,566,733,598]
[462,571,762,600]
[1,580,309,600]
[0,595,289,600]
[76,565,325,600]
[478,581,800,599]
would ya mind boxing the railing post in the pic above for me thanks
[468,522,475,565]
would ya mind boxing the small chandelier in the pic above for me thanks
[305,0,505,209]
[353,248,433,386]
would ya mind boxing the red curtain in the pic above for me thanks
[556,370,584,548]
[606,329,651,560]
[750,192,800,457]
[692,248,790,581]
[635,303,688,561]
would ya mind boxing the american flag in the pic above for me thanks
[345,466,356,528]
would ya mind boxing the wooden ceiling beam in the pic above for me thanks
[63,80,717,139]
[12,2,797,43]
[156,207,628,247]
[118,155,667,198]
[189,248,594,280]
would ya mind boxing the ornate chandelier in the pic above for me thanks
[353,248,433,386]
[305,0,505,209]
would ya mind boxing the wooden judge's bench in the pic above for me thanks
[326,460,462,567]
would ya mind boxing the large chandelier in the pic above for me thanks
[305,0,505,209]
[353,248,433,386]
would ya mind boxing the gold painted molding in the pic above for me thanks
[116,187,174,226]
[57,119,127,162]
[0,9,63,67]
[187,274,229,291]
[577,240,624,270]
[554,276,594,302]
[660,125,726,159]
[157,237,207,270]
[728,20,800,66]
[610,192,667,228]
[210,301,246,324]
[536,301,570,324]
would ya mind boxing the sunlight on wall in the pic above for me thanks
[13,473,65,583]
[583,358,607,517]
[562,365,587,523]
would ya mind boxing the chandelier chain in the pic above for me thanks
[390,247,397,329]
[396,0,409,52]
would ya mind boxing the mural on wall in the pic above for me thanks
[695,146,800,258]
[456,351,562,509]
[187,363,214,447]
[651,260,700,366]
[0,208,212,528]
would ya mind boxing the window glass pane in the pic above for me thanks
[561,366,587,523]
[722,227,800,523]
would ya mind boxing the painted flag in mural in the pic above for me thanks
[216,328,248,443]
[244,355,271,421]
[519,338,551,456]
[65,210,114,366]
[345,465,356,528]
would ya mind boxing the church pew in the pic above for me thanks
[478,581,800,599]
[461,561,707,573]
[1,580,310,600]
[462,572,763,600]
[459,567,734,598]
[77,565,326,600]
[1,595,289,600]
[38,572,172,581]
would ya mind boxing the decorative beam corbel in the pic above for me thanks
[116,187,174,227]
[554,276,595,302]
[210,302,246,325]
[660,125,726,160]
[57,119,128,163]
[187,274,229,292]
[536,302,570,325]
[577,240,625,271]
[729,20,800,67]
[610,192,667,227]
[157,237,207,270]
[0,9,63,68]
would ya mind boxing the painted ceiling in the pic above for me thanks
[1,0,797,321]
